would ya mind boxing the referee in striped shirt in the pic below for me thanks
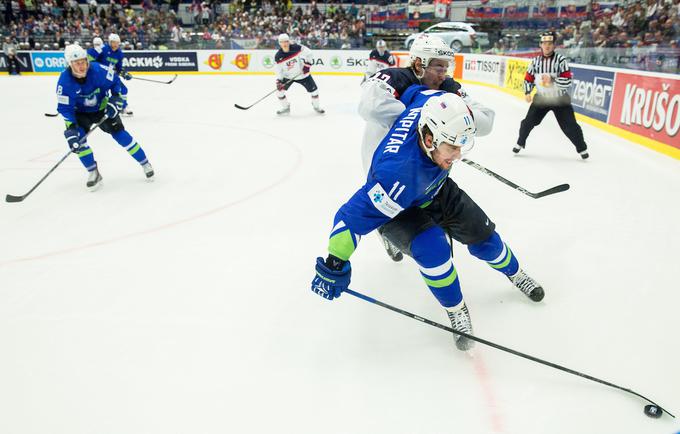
[514,32,589,159]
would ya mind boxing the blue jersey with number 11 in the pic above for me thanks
[327,86,452,260]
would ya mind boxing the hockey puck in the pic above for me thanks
[644,404,662,419]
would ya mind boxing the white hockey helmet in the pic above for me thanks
[108,33,121,43]
[93,37,103,48]
[418,93,476,159]
[64,43,88,65]
[376,39,387,49]
[278,33,290,43]
[409,35,455,68]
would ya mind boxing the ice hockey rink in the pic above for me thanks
[1,73,679,434]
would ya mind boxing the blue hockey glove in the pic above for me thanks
[121,71,132,80]
[64,128,81,153]
[106,95,124,118]
[311,257,351,301]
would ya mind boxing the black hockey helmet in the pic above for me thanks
[540,31,556,43]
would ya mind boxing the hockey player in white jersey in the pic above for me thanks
[358,35,495,173]
[274,33,324,115]
[363,39,396,83]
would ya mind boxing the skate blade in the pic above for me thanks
[88,180,103,192]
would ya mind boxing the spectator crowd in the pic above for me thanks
[1,0,370,50]
[1,0,679,69]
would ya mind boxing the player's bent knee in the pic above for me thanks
[411,226,450,267]
[467,231,503,260]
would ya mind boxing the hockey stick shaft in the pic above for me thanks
[5,117,108,203]
[461,158,569,199]
[130,74,177,84]
[345,288,675,418]
[234,73,304,110]
[44,113,58,117]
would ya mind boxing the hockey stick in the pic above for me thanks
[234,73,304,110]
[44,113,59,117]
[345,288,675,419]
[5,117,108,203]
[130,74,178,85]
[461,158,569,199]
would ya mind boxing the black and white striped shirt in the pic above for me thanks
[524,52,572,98]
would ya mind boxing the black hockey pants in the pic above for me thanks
[517,96,587,153]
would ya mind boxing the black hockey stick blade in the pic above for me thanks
[234,88,278,110]
[234,103,254,110]
[5,193,26,202]
[531,183,570,198]
[44,113,58,117]
[462,158,569,199]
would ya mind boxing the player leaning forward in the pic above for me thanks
[359,35,495,261]
[57,44,153,189]
[274,33,324,115]
[311,87,544,351]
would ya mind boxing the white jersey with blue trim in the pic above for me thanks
[335,86,450,236]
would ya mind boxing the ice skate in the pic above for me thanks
[446,302,475,351]
[512,144,525,154]
[142,162,154,181]
[277,105,290,116]
[579,150,589,160]
[313,106,325,114]
[86,168,103,190]
[380,233,403,262]
[509,268,544,302]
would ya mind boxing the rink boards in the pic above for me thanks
[1,49,678,160]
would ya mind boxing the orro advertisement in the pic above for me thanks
[462,54,505,87]
[569,66,614,123]
[122,51,198,72]
[609,72,680,149]
[31,51,68,73]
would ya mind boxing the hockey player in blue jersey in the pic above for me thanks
[311,87,544,351]
[88,34,133,115]
[86,36,104,64]
[57,44,153,189]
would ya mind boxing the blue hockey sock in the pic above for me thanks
[411,226,462,308]
[76,144,97,171]
[112,130,148,165]
[468,231,519,276]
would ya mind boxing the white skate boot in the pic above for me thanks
[508,268,544,302]
[446,302,475,351]
[86,167,103,190]
[142,162,154,181]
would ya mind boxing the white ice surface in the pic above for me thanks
[0,74,679,434]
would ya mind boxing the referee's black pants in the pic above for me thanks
[517,96,587,153]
